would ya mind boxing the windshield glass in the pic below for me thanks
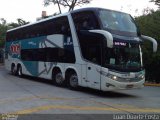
[103,43,142,72]
[98,9,138,36]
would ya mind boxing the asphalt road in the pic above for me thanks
[0,65,160,120]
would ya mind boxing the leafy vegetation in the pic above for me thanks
[0,18,29,47]
[44,0,92,14]
[0,19,8,48]
[150,0,160,8]
[135,10,160,83]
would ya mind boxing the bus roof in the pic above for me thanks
[7,7,129,33]
[7,12,70,32]
[70,7,129,15]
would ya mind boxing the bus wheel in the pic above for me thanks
[55,72,64,86]
[67,72,78,89]
[17,65,22,77]
[11,65,16,75]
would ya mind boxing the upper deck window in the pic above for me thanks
[6,16,70,41]
[98,9,139,36]
[72,11,100,31]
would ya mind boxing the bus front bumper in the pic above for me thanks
[101,77,145,91]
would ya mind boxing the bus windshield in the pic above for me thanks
[103,43,142,72]
[98,9,138,36]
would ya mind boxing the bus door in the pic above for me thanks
[87,62,101,90]
[86,45,102,90]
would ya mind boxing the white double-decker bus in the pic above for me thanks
[5,8,157,91]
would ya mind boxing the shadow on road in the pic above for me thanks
[9,73,138,99]
[77,87,138,98]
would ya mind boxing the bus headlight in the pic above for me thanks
[138,75,145,80]
[107,73,118,80]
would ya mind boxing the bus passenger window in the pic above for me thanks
[72,11,100,31]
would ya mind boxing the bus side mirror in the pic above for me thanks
[141,35,158,52]
[89,30,113,48]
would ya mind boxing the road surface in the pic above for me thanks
[0,65,159,119]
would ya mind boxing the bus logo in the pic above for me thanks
[10,43,21,54]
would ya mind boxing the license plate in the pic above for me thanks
[126,84,134,88]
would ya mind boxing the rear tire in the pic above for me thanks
[11,65,16,75]
[67,71,79,90]
[17,65,22,77]
[55,72,64,86]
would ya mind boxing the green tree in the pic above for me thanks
[44,0,62,14]
[0,18,29,47]
[8,18,29,29]
[17,18,29,26]
[150,0,160,8]
[135,10,160,83]
[0,18,8,47]
[44,0,92,13]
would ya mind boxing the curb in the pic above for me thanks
[144,83,160,87]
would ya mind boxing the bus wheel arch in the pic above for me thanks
[65,69,79,89]
[52,67,64,86]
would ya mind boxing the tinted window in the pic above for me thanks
[72,11,100,31]
[6,16,71,41]
[77,31,105,65]
[21,48,75,63]
[98,9,139,36]
[21,49,46,61]
[71,11,102,65]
